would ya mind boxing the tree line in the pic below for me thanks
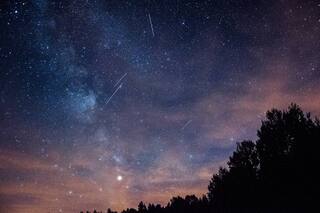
[81,104,318,213]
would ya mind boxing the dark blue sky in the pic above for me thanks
[1,0,319,212]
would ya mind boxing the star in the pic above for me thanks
[117,175,123,181]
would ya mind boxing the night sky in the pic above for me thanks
[0,0,320,212]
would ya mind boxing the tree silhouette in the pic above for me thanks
[207,103,318,212]
[81,104,318,213]
[138,201,147,213]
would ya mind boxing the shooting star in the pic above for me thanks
[114,72,127,87]
[181,119,192,130]
[148,13,155,37]
[106,83,123,105]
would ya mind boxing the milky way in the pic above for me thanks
[1,0,320,212]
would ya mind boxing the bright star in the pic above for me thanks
[117,175,123,181]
